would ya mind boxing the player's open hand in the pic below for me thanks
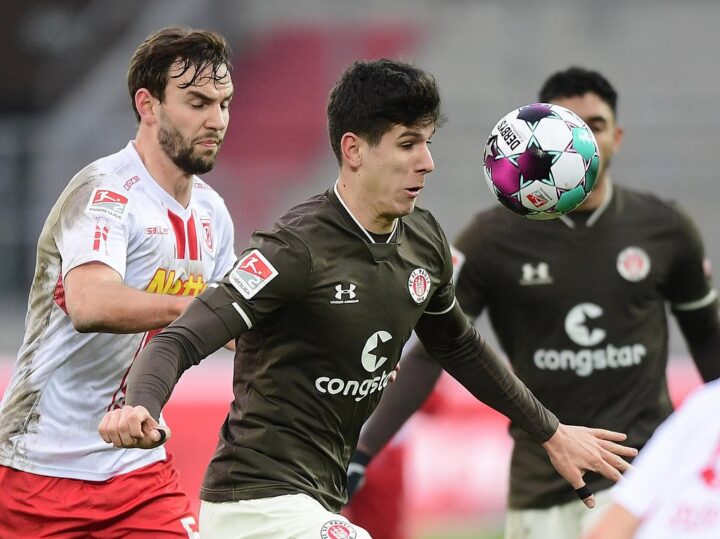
[542,424,638,509]
[98,405,170,450]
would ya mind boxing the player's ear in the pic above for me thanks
[135,88,158,125]
[341,132,363,168]
[612,125,624,153]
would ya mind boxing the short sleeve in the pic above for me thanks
[56,181,131,279]
[452,215,490,319]
[216,227,312,328]
[425,220,456,315]
[210,201,237,280]
[663,204,716,310]
[611,382,714,517]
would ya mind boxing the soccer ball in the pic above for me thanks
[482,103,600,220]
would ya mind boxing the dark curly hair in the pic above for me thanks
[127,26,232,122]
[327,58,442,164]
[538,66,617,117]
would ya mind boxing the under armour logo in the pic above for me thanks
[335,283,357,300]
[519,262,553,285]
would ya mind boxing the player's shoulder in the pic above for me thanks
[273,189,338,236]
[456,205,521,241]
[615,184,687,218]
[191,177,223,202]
[53,148,137,213]
[405,204,445,235]
[68,145,146,193]
[680,379,720,414]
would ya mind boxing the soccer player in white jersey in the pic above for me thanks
[585,379,720,539]
[0,27,236,538]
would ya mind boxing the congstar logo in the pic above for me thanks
[533,302,646,376]
[315,331,394,401]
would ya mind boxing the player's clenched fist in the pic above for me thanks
[98,405,170,449]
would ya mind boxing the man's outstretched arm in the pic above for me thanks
[99,285,245,448]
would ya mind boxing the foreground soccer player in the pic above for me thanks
[99,59,636,539]
[348,67,720,539]
[0,27,236,538]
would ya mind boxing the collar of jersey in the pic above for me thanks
[559,180,614,229]
[125,141,197,217]
[333,180,398,243]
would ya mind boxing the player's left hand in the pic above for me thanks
[542,424,638,509]
[98,405,170,450]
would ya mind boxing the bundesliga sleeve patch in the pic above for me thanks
[228,249,279,299]
[86,188,129,220]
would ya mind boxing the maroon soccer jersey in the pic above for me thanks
[453,184,717,508]
[199,186,455,511]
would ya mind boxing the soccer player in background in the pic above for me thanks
[585,378,720,539]
[347,66,720,539]
[0,27,236,538]
[99,59,636,539]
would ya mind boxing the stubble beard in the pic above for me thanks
[157,121,219,175]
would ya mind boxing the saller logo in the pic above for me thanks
[228,250,278,299]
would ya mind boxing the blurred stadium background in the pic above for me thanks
[1,1,718,537]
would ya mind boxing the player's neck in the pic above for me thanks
[335,178,396,235]
[133,136,193,208]
[577,174,612,212]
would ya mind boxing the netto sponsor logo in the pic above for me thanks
[533,303,647,376]
[315,331,394,402]
[145,269,206,296]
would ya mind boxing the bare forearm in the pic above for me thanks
[584,504,638,539]
[69,282,190,333]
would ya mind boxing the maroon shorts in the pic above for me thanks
[0,454,199,538]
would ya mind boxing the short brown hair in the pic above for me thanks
[127,26,232,122]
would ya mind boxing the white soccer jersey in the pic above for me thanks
[0,142,236,481]
[611,379,720,539]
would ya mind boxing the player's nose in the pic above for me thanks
[418,144,434,174]
[206,103,228,131]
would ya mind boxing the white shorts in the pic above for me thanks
[505,488,612,539]
[199,493,372,539]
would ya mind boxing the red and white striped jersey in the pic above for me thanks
[0,142,236,480]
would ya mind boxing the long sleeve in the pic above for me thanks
[415,302,558,442]
[359,340,443,454]
[126,294,239,419]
